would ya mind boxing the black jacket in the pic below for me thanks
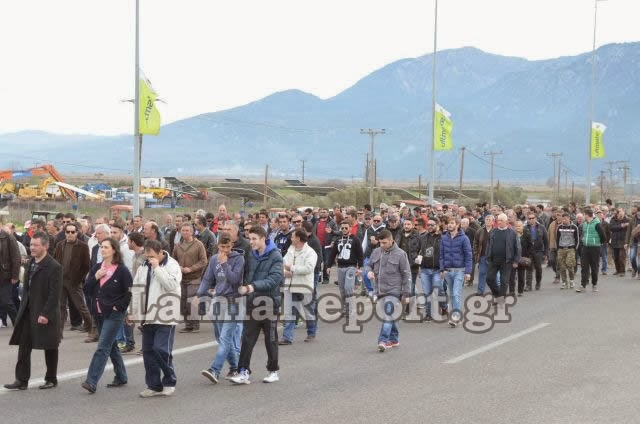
[418,232,441,269]
[244,240,284,313]
[84,262,133,318]
[10,255,62,349]
[525,223,549,254]
[328,235,364,268]
[0,229,20,283]
[306,234,323,273]
[395,230,421,270]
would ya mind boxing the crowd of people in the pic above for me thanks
[0,198,638,392]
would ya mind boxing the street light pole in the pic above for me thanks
[586,0,606,206]
[428,0,439,206]
[361,129,385,208]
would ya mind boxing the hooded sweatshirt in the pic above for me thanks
[197,250,245,299]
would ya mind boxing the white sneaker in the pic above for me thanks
[139,388,164,398]
[569,281,575,289]
[262,371,279,383]
[161,386,175,396]
[230,369,251,385]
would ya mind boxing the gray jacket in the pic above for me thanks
[365,242,411,298]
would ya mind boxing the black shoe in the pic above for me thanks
[535,285,540,291]
[106,378,127,388]
[278,339,292,345]
[70,325,84,331]
[39,381,57,390]
[4,380,27,390]
[81,381,96,394]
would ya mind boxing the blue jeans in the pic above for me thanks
[210,302,242,375]
[283,291,317,341]
[600,245,608,272]
[419,268,444,317]
[477,256,488,294]
[363,257,374,293]
[142,324,177,391]
[86,311,127,387]
[378,296,400,344]
[443,270,464,314]
[115,322,135,347]
[630,242,638,272]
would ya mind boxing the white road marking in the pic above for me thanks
[0,341,217,394]
[445,322,550,364]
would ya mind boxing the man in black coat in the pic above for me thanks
[5,232,63,390]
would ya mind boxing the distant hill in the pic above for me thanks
[2,42,639,184]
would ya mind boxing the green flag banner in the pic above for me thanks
[139,73,161,135]
[590,121,606,159]
[434,103,453,151]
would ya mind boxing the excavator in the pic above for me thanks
[0,164,77,201]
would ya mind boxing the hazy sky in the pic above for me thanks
[1,0,638,136]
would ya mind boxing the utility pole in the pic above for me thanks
[618,160,630,186]
[418,174,422,193]
[484,151,502,206]
[364,153,369,185]
[562,167,569,192]
[300,159,306,183]
[557,156,562,201]
[546,153,563,203]
[458,146,465,201]
[360,128,385,208]
[263,164,268,210]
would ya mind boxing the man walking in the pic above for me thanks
[53,222,92,336]
[486,214,520,305]
[4,233,62,391]
[524,212,548,290]
[231,226,283,385]
[172,224,208,333]
[0,225,21,327]
[577,209,606,292]
[326,222,364,317]
[439,217,473,327]
[556,213,579,290]
[131,240,182,397]
[365,230,410,351]
[198,234,245,383]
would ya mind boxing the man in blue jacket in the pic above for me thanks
[231,226,283,385]
[439,217,473,327]
[198,234,245,384]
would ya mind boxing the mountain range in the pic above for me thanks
[2,42,639,184]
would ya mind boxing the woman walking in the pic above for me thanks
[81,237,133,393]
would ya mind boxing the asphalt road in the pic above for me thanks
[1,268,639,424]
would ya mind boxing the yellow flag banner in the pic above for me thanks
[433,103,453,151]
[590,121,606,159]
[139,74,161,135]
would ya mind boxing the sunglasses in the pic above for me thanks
[373,220,381,223]
[292,220,302,224]
[427,224,436,227]
[66,230,76,234]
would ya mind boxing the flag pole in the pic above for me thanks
[133,0,141,216]
[428,0,438,206]
[586,0,601,206]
